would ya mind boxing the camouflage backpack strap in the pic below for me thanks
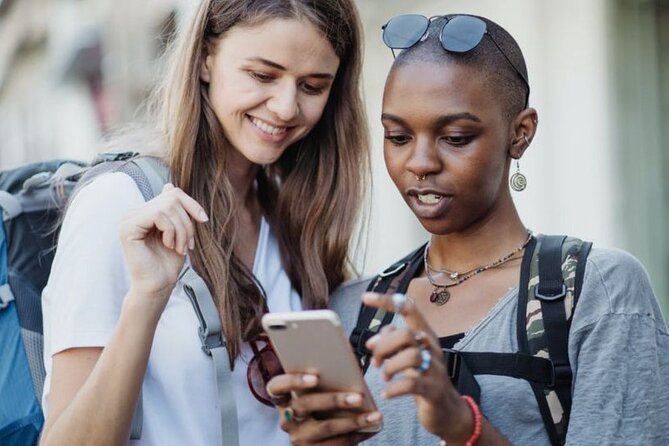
[518,234,592,445]
[350,244,426,373]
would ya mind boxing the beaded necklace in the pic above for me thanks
[424,231,533,305]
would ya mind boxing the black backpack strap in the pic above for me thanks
[350,245,426,373]
[518,234,591,446]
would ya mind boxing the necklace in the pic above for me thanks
[424,231,533,306]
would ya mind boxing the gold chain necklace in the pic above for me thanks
[424,231,533,306]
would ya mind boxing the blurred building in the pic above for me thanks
[0,0,668,313]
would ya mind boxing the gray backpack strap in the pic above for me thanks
[113,156,169,440]
[180,266,239,446]
[119,157,239,445]
[129,395,143,440]
[130,157,170,199]
[0,191,22,221]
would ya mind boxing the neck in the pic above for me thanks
[226,148,261,213]
[428,205,528,273]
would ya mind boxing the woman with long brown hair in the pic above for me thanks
[39,1,369,444]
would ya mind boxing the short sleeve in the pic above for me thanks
[42,172,146,356]
[566,248,669,444]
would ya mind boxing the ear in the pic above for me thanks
[509,108,539,159]
[200,43,214,83]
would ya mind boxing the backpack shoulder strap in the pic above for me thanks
[179,266,239,446]
[518,234,592,445]
[350,244,426,373]
[112,155,239,445]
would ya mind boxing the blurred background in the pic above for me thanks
[1,0,667,314]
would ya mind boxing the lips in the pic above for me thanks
[405,187,454,219]
[247,115,295,143]
[249,116,288,135]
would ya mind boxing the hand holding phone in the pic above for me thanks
[262,310,382,434]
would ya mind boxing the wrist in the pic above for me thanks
[439,395,482,446]
[123,287,170,322]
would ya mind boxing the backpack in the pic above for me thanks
[0,152,240,446]
[349,234,592,446]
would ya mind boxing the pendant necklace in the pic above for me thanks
[424,231,533,306]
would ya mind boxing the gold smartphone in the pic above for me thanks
[261,310,381,433]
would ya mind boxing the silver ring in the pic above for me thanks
[415,347,432,374]
[523,135,530,147]
[414,330,427,345]
[392,293,408,313]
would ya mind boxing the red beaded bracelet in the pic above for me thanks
[462,395,482,445]
[439,395,482,446]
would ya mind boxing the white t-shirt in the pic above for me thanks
[42,172,301,445]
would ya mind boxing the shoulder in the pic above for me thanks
[573,246,666,333]
[63,172,146,226]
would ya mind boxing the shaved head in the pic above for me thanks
[391,15,529,120]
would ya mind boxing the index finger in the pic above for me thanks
[266,373,318,397]
[161,184,209,223]
[362,292,440,350]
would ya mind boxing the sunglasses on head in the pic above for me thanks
[382,14,530,108]
[247,334,284,407]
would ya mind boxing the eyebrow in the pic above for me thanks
[381,112,482,126]
[245,57,335,80]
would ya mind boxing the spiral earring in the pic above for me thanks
[510,136,530,192]
[510,160,527,191]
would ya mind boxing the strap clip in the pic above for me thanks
[0,284,15,310]
[548,361,572,388]
[443,348,460,379]
[535,283,567,301]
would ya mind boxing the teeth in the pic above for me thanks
[418,193,442,204]
[250,117,287,135]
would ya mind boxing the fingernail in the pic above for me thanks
[199,211,209,222]
[364,292,380,302]
[345,394,362,405]
[302,374,317,385]
[365,412,382,423]
[366,334,380,348]
[189,238,195,250]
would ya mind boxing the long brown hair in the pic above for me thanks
[150,0,368,363]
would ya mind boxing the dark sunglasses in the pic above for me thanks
[382,14,530,108]
[247,334,284,407]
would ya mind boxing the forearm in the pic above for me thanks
[41,292,164,446]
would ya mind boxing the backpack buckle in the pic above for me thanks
[198,328,226,356]
[378,262,407,279]
[548,361,572,388]
[535,283,567,301]
[443,348,460,379]
[0,284,15,310]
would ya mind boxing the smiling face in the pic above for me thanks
[201,18,340,166]
[382,61,516,235]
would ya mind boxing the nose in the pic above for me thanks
[266,81,299,122]
[405,136,442,180]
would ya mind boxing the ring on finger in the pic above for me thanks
[392,293,408,313]
[283,407,306,423]
[267,387,291,407]
[414,347,432,374]
[414,330,427,345]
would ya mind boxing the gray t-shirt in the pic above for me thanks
[330,247,669,445]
